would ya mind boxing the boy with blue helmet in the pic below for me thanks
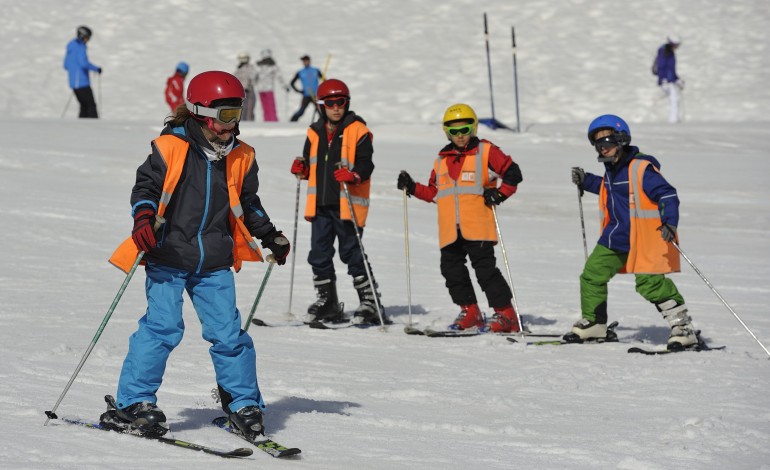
[567,115,698,350]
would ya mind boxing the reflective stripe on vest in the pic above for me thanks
[599,158,680,274]
[304,121,372,226]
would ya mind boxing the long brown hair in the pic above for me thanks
[165,104,192,127]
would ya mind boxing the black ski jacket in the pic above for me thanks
[131,119,276,273]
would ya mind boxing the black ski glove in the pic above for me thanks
[397,171,416,196]
[483,188,507,206]
[571,167,585,186]
[658,224,677,243]
[261,229,290,265]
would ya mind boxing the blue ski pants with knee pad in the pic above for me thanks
[116,263,264,413]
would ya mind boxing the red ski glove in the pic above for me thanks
[132,208,157,253]
[290,158,308,178]
[334,168,361,184]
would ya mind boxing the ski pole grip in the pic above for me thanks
[265,254,276,264]
[153,215,166,233]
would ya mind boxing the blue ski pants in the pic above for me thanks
[116,263,264,413]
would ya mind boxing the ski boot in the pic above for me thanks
[448,304,485,331]
[563,319,618,343]
[351,275,390,325]
[485,304,521,333]
[100,395,168,437]
[657,299,697,350]
[305,276,345,323]
[228,405,264,441]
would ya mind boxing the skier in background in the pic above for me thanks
[567,114,698,350]
[255,49,289,122]
[233,52,258,121]
[655,35,683,123]
[290,78,388,326]
[104,71,290,440]
[63,25,102,118]
[164,61,189,112]
[397,103,523,333]
[289,55,323,122]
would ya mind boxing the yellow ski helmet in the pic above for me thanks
[442,103,478,138]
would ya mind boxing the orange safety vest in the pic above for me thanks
[433,141,497,248]
[599,159,680,274]
[304,121,372,227]
[109,135,264,273]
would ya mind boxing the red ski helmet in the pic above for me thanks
[317,78,350,100]
[317,79,350,117]
[186,71,245,108]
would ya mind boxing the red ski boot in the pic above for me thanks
[449,304,485,330]
[486,304,520,333]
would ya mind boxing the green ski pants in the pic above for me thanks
[580,244,684,322]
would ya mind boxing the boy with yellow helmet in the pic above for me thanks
[397,103,523,333]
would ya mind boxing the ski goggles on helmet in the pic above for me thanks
[445,124,474,136]
[188,104,243,123]
[319,97,348,108]
[593,134,622,151]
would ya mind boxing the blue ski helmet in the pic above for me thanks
[176,62,190,75]
[587,114,631,145]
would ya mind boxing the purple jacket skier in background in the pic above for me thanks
[655,36,683,123]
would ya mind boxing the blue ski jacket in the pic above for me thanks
[290,65,322,97]
[582,147,680,253]
[656,44,678,85]
[63,38,100,89]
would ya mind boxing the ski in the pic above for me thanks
[212,416,301,458]
[508,321,620,345]
[307,318,392,330]
[408,326,561,338]
[628,334,726,355]
[56,417,253,458]
[250,318,305,328]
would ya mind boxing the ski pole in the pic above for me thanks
[483,13,496,123]
[286,160,303,320]
[44,251,146,425]
[336,163,386,329]
[44,216,164,424]
[511,26,521,133]
[244,255,276,331]
[210,254,275,403]
[402,186,414,330]
[98,74,102,117]
[576,183,588,262]
[491,206,523,335]
[61,92,74,118]
[672,242,770,358]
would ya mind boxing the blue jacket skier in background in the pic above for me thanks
[63,26,102,118]
[655,36,683,123]
[289,55,323,122]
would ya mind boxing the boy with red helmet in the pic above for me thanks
[104,71,289,440]
[290,78,389,326]
[397,103,523,333]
